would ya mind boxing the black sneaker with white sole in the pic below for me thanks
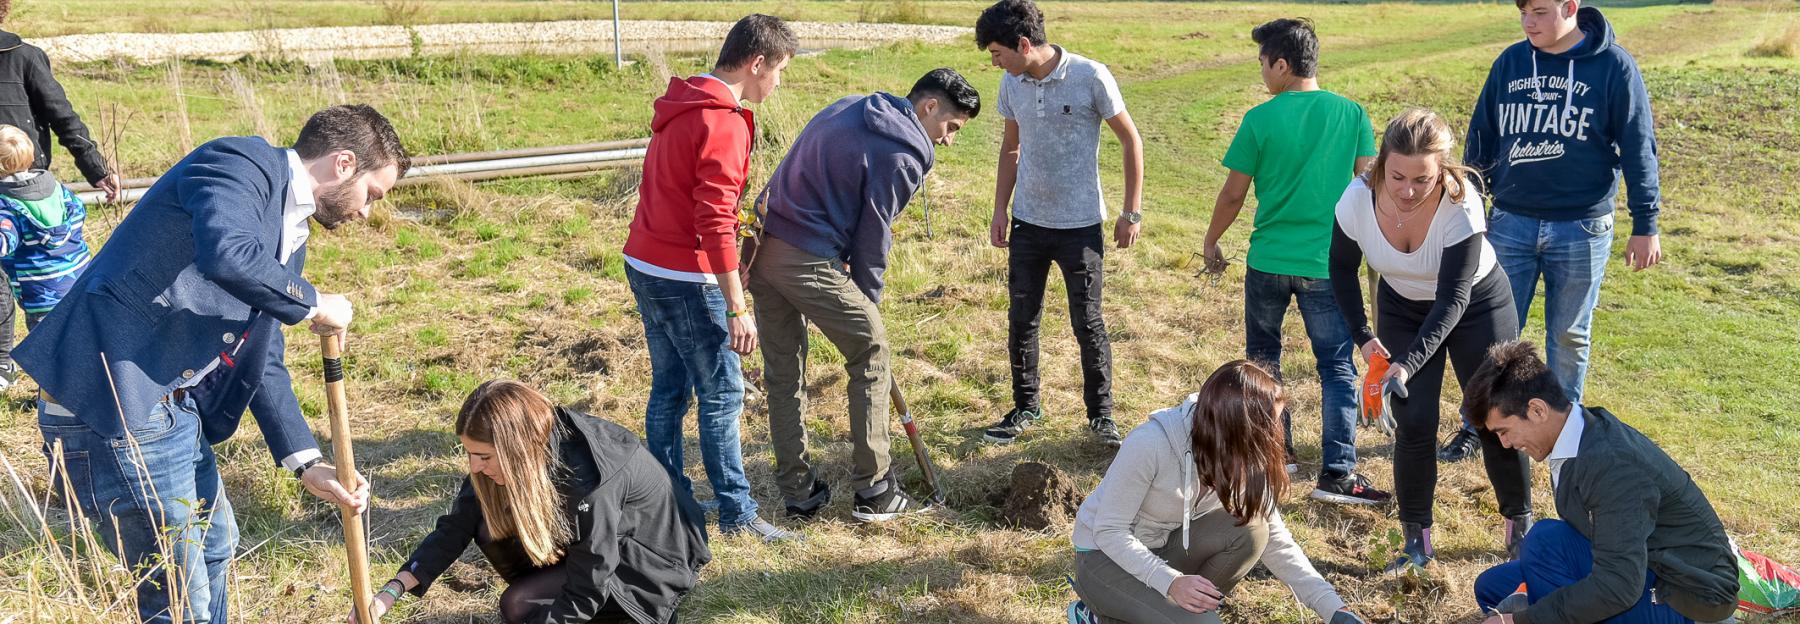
[982,406,1043,444]
[1089,417,1122,448]
[784,479,831,520]
[850,477,925,523]
[1310,472,1392,506]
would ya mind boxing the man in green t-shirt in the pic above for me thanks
[1201,18,1388,506]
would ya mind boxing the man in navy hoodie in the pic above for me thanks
[1449,0,1662,463]
[743,68,980,524]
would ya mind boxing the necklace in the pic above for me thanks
[1382,191,1431,229]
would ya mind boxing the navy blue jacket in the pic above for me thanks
[17,137,322,464]
[757,93,933,303]
[1464,7,1662,236]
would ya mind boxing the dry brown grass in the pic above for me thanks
[1749,26,1800,58]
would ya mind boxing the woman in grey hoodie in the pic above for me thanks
[1068,361,1366,624]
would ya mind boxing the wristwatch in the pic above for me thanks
[1121,210,1143,224]
[293,456,324,480]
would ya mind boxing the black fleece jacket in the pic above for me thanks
[0,30,110,185]
[401,408,712,624]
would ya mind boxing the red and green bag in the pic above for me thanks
[1737,545,1800,616]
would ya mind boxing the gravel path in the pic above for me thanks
[36,20,972,64]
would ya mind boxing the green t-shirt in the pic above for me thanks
[1221,90,1376,279]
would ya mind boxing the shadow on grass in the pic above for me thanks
[688,551,1034,624]
[219,427,468,545]
[1258,0,1706,5]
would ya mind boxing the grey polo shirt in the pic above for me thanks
[997,46,1127,229]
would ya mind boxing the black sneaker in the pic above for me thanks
[982,406,1043,444]
[1437,428,1481,462]
[0,361,16,390]
[1310,472,1392,506]
[784,479,831,520]
[1089,417,1122,448]
[1285,448,1299,475]
[851,477,925,523]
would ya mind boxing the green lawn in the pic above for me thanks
[2,2,1798,623]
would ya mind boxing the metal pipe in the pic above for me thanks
[73,142,650,205]
[395,159,643,186]
[78,157,647,204]
[407,147,645,177]
[411,138,648,166]
[612,0,624,68]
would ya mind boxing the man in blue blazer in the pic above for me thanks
[17,104,410,624]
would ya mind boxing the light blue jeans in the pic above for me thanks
[625,264,760,530]
[1486,209,1615,403]
[38,394,237,623]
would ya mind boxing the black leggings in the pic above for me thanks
[482,532,641,624]
[1378,271,1531,527]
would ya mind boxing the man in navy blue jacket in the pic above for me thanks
[1446,0,1663,464]
[744,68,978,525]
[18,104,409,623]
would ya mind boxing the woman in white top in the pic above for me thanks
[1328,108,1531,575]
[1068,360,1368,624]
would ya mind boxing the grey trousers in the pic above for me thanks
[1073,509,1270,624]
[745,236,893,499]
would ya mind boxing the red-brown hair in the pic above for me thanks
[1190,360,1290,525]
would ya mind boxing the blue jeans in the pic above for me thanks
[625,265,759,529]
[1487,209,1614,403]
[38,394,238,624]
[1243,268,1359,479]
[1475,520,1692,623]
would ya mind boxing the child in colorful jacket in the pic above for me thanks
[0,124,90,384]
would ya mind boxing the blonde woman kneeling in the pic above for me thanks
[354,381,711,623]
[1068,361,1367,624]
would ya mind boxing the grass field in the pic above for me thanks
[2,1,1799,622]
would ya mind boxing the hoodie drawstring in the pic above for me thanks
[1530,47,1580,123]
[1530,49,1543,104]
[1182,450,1194,551]
[1563,59,1577,120]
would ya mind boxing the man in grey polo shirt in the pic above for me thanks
[975,0,1144,448]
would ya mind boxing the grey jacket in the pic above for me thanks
[1515,407,1738,624]
[1071,394,1347,621]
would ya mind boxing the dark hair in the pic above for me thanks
[975,0,1046,51]
[292,104,411,178]
[1190,360,1289,526]
[1463,341,1574,429]
[907,68,982,119]
[716,14,798,71]
[1515,0,1571,9]
[1251,18,1319,79]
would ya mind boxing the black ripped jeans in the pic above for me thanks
[1007,220,1113,421]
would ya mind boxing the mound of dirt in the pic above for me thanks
[996,461,1083,531]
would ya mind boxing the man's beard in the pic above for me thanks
[314,176,362,230]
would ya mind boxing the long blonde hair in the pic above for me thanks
[1365,107,1479,204]
[0,125,36,175]
[455,380,573,567]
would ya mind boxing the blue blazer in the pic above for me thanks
[18,137,321,463]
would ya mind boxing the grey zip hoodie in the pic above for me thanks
[1072,393,1346,621]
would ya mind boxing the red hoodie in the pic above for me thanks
[623,76,755,275]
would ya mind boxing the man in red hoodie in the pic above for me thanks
[622,14,798,542]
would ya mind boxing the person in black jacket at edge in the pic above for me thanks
[0,2,121,387]
[352,380,712,624]
[1466,342,1738,624]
